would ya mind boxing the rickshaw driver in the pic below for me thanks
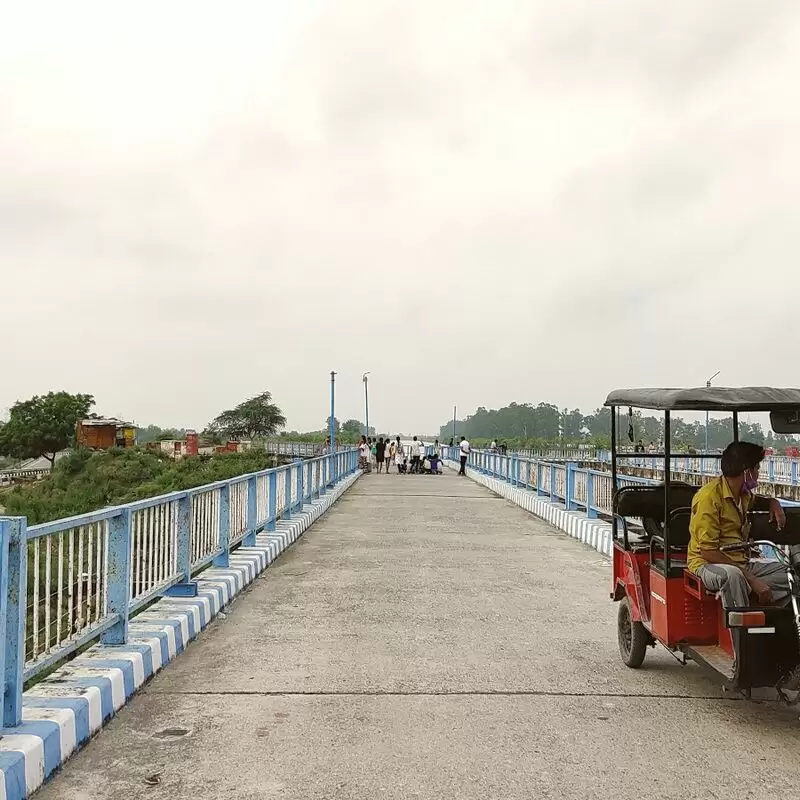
[688,441,788,608]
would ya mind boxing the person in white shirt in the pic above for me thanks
[418,439,426,460]
[458,436,471,475]
[410,436,422,473]
[358,436,370,470]
[386,439,395,473]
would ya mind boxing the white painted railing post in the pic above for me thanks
[1,517,26,727]
[102,509,132,646]
[587,472,597,518]
[214,484,230,568]
[244,476,258,546]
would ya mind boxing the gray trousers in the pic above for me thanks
[696,561,790,608]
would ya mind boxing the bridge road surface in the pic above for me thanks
[39,472,800,800]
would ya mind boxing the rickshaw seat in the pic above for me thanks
[651,508,692,577]
[613,483,699,539]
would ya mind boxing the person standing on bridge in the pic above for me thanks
[376,436,386,473]
[395,440,407,473]
[458,436,471,475]
[410,436,422,473]
[358,436,370,471]
[386,438,396,473]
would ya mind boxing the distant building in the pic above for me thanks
[76,418,137,450]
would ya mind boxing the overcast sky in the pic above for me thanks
[3,1,799,435]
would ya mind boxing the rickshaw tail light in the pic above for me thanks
[728,611,766,627]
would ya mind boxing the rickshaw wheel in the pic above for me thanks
[618,596,649,668]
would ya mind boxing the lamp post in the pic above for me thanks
[329,371,336,452]
[705,371,720,452]
[362,372,370,438]
[452,406,457,446]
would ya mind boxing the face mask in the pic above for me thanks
[742,469,759,494]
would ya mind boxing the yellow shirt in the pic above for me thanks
[687,476,753,574]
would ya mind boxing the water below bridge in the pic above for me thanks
[38,471,800,799]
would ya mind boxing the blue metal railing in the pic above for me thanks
[511,447,800,487]
[0,449,359,727]
[442,447,800,517]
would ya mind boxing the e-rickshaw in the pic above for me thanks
[607,387,800,698]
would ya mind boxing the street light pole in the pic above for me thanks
[362,372,370,438]
[705,371,720,452]
[329,372,336,450]
[452,405,457,445]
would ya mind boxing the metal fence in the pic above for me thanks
[0,449,358,727]
[441,447,800,520]
[442,448,651,518]
[263,441,352,457]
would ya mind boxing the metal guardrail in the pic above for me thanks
[441,447,800,517]
[442,447,650,518]
[0,449,358,727]
[0,467,51,484]
[263,441,354,457]
[513,448,800,487]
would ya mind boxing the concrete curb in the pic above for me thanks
[451,462,613,557]
[0,471,361,800]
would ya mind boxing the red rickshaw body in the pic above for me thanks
[612,542,731,655]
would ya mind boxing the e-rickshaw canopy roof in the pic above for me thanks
[604,387,800,412]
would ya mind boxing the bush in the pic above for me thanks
[4,447,283,525]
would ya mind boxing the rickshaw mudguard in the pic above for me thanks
[612,542,650,624]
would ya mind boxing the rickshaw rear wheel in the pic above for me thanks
[618,596,649,668]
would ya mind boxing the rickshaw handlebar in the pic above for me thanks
[720,540,780,553]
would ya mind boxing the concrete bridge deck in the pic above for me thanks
[38,472,800,799]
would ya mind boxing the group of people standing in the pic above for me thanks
[358,435,443,474]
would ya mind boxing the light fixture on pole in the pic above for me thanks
[362,372,370,438]
[705,371,720,453]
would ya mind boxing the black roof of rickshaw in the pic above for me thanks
[604,386,800,412]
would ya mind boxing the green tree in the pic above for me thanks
[208,391,286,440]
[0,391,94,465]
[341,419,364,435]
[136,425,186,444]
[325,416,341,435]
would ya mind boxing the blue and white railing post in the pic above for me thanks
[565,462,576,511]
[586,471,597,518]
[549,463,556,502]
[214,484,230,568]
[165,494,199,598]
[304,460,312,506]
[1,517,26,727]
[101,508,132,645]
[244,476,258,546]
[295,459,304,511]
[284,467,293,520]
[267,472,278,530]
[793,461,798,486]
[536,462,544,496]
